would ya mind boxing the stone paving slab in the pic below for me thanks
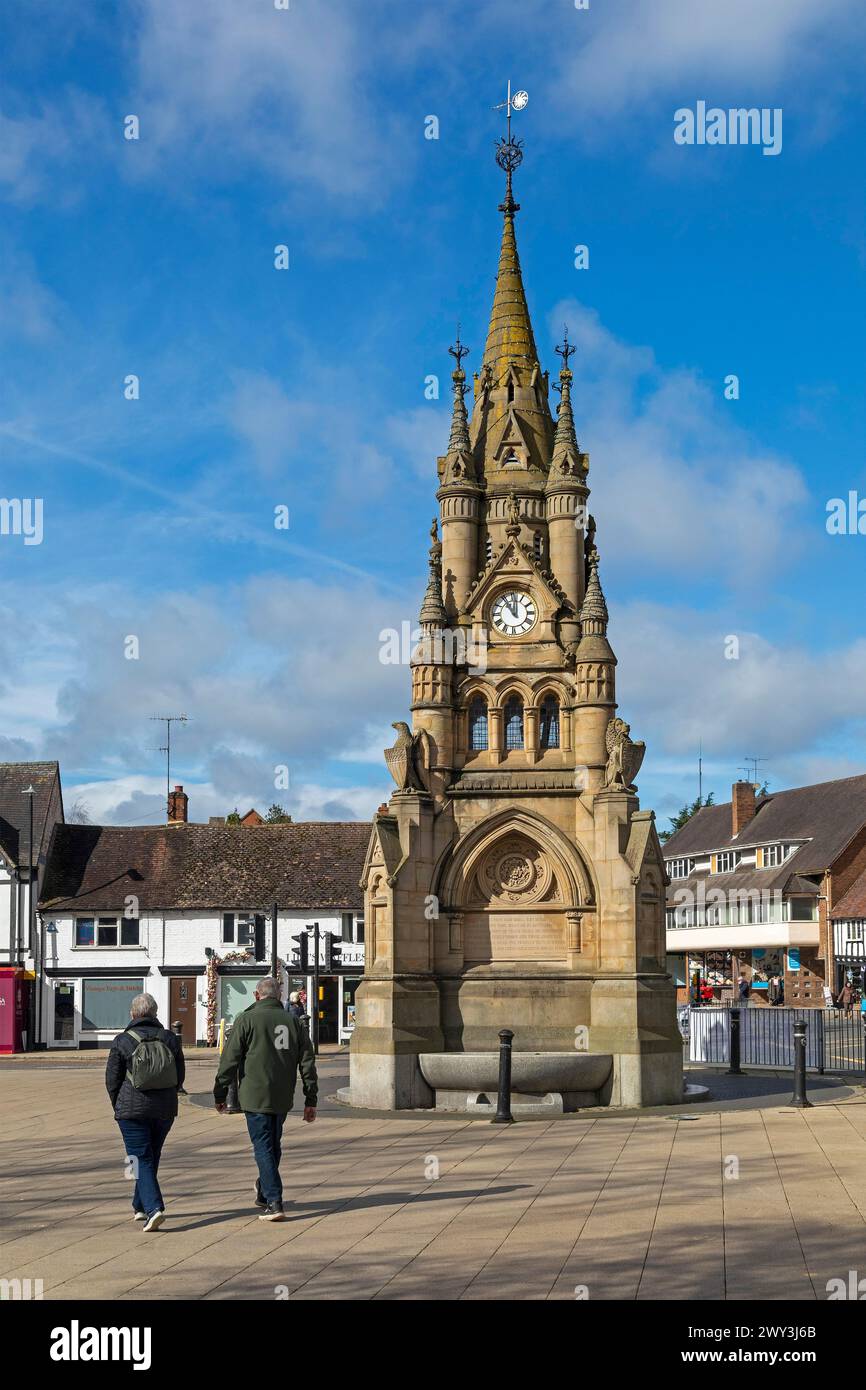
[2,1059,866,1300]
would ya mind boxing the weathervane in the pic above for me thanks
[556,326,575,371]
[493,80,528,210]
[449,325,470,374]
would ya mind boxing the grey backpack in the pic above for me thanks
[127,1029,178,1091]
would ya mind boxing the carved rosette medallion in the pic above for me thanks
[475,836,555,905]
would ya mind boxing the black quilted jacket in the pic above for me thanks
[105,1015,185,1122]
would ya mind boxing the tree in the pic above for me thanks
[265,803,291,824]
[659,792,715,843]
[66,798,91,825]
[226,808,241,825]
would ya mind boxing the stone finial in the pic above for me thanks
[579,547,608,633]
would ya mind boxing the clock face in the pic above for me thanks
[491,589,537,636]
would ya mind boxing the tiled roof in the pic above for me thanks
[662,774,866,873]
[830,870,866,920]
[0,761,62,866]
[39,821,370,912]
[664,861,817,908]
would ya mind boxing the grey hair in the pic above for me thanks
[256,977,281,999]
[130,993,158,1019]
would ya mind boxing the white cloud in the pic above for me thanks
[127,0,413,200]
[550,299,809,587]
[551,0,865,128]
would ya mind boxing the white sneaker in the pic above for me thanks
[142,1210,165,1233]
[133,1212,147,1222]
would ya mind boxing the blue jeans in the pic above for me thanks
[117,1117,174,1217]
[245,1112,286,1205]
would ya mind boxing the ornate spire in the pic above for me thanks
[419,518,447,628]
[579,548,608,633]
[549,328,584,477]
[482,191,538,387]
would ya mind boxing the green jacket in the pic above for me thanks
[213,998,318,1114]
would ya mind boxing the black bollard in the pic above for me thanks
[727,1007,744,1076]
[789,1017,812,1108]
[491,1028,515,1125]
[172,1020,187,1094]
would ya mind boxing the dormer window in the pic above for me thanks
[667,858,694,880]
[761,844,794,868]
[711,851,741,874]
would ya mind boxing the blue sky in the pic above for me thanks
[1,0,865,830]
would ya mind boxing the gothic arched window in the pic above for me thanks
[504,696,524,750]
[468,697,488,751]
[539,695,560,750]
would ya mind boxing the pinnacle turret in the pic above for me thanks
[548,331,586,479]
[580,548,608,633]
[418,518,447,629]
[440,335,475,482]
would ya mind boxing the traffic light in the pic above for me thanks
[290,932,309,971]
[324,934,342,972]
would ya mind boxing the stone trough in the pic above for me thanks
[418,1051,614,1114]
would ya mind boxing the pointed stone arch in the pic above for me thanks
[435,807,596,912]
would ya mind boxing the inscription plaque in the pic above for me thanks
[463,912,567,962]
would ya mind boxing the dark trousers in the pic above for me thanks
[117,1117,174,1216]
[245,1112,286,1205]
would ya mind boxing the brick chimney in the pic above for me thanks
[167,784,188,825]
[731,780,756,837]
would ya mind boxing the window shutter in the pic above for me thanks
[222,912,235,943]
[254,914,266,960]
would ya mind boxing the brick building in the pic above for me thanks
[36,789,368,1048]
[664,774,866,1005]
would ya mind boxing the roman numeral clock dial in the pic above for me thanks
[491,589,537,636]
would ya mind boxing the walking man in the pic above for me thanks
[214,976,318,1222]
[106,992,185,1233]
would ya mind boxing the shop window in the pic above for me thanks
[539,695,560,750]
[220,977,258,1027]
[504,697,524,750]
[468,697,488,751]
[81,977,144,1031]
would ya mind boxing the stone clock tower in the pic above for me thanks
[347,133,682,1112]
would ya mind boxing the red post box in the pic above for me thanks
[0,967,28,1054]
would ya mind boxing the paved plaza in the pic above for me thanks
[2,1052,866,1301]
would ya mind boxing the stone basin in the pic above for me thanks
[418,1051,613,1112]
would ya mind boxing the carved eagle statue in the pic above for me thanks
[384,721,428,792]
[604,717,646,792]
